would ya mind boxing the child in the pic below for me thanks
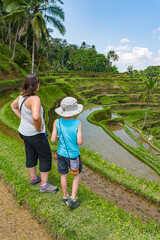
[51,97,83,209]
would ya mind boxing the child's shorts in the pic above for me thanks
[57,153,82,174]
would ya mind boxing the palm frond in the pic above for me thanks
[19,17,31,39]
[31,15,41,39]
[4,0,28,12]
[50,0,64,5]
[0,9,26,21]
[43,5,65,20]
[44,15,65,34]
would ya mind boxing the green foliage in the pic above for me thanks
[48,39,119,73]
[14,43,31,70]
[89,94,130,105]
[115,109,158,123]
[0,52,26,77]
[127,65,134,77]
[89,107,111,122]
[0,40,12,57]
[144,65,160,78]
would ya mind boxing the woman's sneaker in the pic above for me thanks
[30,176,41,185]
[66,197,80,209]
[40,182,59,193]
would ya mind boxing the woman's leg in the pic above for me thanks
[27,166,37,179]
[40,171,49,184]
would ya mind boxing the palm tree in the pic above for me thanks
[0,0,8,44]
[139,77,157,129]
[106,50,119,68]
[3,0,65,73]
[80,41,88,50]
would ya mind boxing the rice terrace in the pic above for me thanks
[0,0,160,239]
[0,69,160,239]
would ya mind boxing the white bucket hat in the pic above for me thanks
[55,97,83,117]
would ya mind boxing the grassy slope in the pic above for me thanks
[0,73,160,239]
[0,41,27,79]
[0,131,159,240]
[0,53,26,77]
[0,78,160,203]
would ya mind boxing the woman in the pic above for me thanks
[11,73,58,193]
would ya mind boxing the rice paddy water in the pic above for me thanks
[77,104,160,181]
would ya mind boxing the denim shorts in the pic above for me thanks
[19,133,52,172]
[57,153,82,174]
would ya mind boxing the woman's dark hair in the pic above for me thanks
[21,74,40,96]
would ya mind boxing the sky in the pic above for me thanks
[53,0,160,72]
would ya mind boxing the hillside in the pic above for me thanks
[0,41,52,80]
[0,41,28,80]
[0,71,160,239]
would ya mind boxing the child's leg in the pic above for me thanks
[71,172,82,200]
[61,174,69,198]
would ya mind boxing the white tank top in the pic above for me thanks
[18,96,45,136]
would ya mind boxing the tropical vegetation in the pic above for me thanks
[0,1,160,239]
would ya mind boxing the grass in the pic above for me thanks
[1,71,160,239]
[1,99,160,204]
[0,53,26,77]
[0,130,160,240]
[1,82,160,203]
[115,109,159,123]
[80,147,160,204]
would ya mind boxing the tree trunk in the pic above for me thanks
[12,21,19,61]
[142,98,149,129]
[5,21,11,49]
[31,33,35,73]
[9,22,11,50]
[1,28,4,44]
[37,60,41,69]
[25,37,28,50]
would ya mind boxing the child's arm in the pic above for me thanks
[51,120,58,142]
[77,121,83,145]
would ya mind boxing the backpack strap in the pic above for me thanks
[19,96,30,113]
[19,96,45,118]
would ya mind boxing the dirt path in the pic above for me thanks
[0,179,54,240]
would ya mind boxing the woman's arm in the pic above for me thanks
[31,96,43,132]
[51,120,58,142]
[77,121,83,145]
[11,96,21,119]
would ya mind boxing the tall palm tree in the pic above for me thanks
[0,0,8,44]
[106,50,119,68]
[139,77,157,129]
[3,0,65,73]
